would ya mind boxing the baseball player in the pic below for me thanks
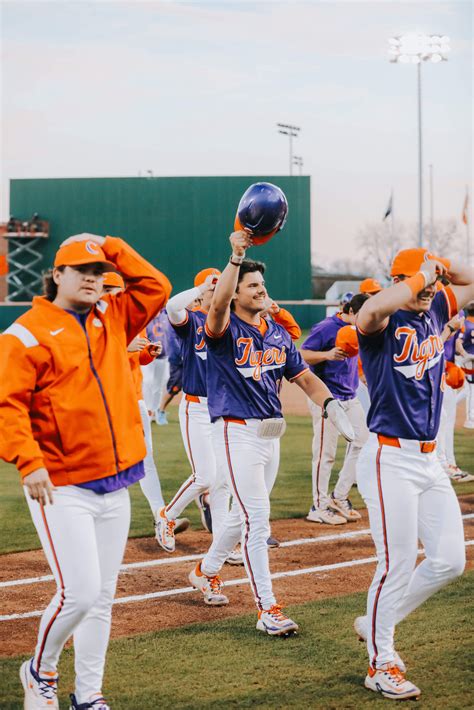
[300,293,369,524]
[101,272,189,538]
[156,268,236,553]
[0,233,171,710]
[437,314,474,482]
[459,300,474,427]
[188,231,355,636]
[357,279,383,414]
[354,248,473,700]
[141,308,170,424]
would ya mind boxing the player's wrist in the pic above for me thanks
[405,271,428,296]
[229,252,244,266]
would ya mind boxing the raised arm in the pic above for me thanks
[357,259,446,334]
[300,347,347,366]
[206,231,252,336]
[446,260,474,310]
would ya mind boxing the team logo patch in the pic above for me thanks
[234,337,286,381]
[393,326,444,379]
[85,240,101,255]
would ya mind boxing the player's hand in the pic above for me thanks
[324,399,355,442]
[230,230,253,257]
[127,336,149,353]
[447,314,464,332]
[147,341,163,358]
[420,258,447,286]
[326,347,348,361]
[260,296,280,316]
[199,273,219,294]
[24,468,56,506]
[59,233,105,248]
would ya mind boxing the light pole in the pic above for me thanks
[429,163,434,249]
[277,123,301,175]
[293,156,303,176]
[388,34,450,247]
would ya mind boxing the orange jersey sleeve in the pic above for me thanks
[273,307,301,340]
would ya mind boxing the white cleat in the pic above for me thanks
[354,616,406,673]
[329,493,362,521]
[225,546,244,566]
[365,664,420,700]
[20,658,59,709]
[69,692,110,709]
[446,465,474,483]
[256,605,299,636]
[155,507,176,553]
[306,505,347,525]
[188,562,229,606]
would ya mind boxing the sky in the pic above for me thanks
[1,0,472,267]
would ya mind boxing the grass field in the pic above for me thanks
[1,573,473,709]
[1,414,473,555]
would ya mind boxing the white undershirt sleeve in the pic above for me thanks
[167,286,204,324]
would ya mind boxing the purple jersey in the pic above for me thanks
[443,330,459,363]
[167,324,183,367]
[205,312,308,422]
[358,287,457,441]
[463,318,474,355]
[171,309,208,397]
[146,310,168,359]
[301,314,358,400]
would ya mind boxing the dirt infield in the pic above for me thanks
[1,495,473,658]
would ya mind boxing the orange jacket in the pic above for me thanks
[273,307,301,340]
[0,236,171,485]
[128,331,155,400]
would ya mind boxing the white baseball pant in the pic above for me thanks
[25,485,130,704]
[137,398,165,512]
[437,386,458,469]
[356,381,371,416]
[465,379,474,423]
[165,396,230,539]
[141,357,169,415]
[308,396,369,508]
[202,418,280,611]
[357,433,465,669]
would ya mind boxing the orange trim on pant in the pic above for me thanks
[371,445,390,670]
[223,422,262,610]
[36,503,65,674]
[223,417,246,425]
[185,394,201,403]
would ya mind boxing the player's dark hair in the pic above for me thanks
[230,259,266,311]
[42,267,65,301]
[343,293,369,315]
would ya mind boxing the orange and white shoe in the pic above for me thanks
[256,605,298,636]
[354,616,406,673]
[365,664,420,700]
[329,493,362,521]
[20,658,59,709]
[155,507,176,553]
[188,562,229,606]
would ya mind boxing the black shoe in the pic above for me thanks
[197,493,212,533]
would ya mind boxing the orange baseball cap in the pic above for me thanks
[445,361,465,390]
[335,325,359,358]
[359,278,382,295]
[194,267,221,287]
[102,271,125,289]
[54,239,116,271]
[390,248,451,277]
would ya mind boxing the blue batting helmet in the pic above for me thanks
[234,182,288,245]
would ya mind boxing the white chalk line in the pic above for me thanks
[3,512,474,591]
[1,539,473,623]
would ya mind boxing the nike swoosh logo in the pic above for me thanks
[274,335,281,339]
[50,328,64,336]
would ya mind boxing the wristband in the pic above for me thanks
[447,325,456,334]
[405,271,427,297]
[229,253,244,266]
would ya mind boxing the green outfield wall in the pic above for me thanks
[9,175,311,303]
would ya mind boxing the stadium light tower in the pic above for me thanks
[277,123,301,175]
[388,34,450,247]
[293,156,303,176]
